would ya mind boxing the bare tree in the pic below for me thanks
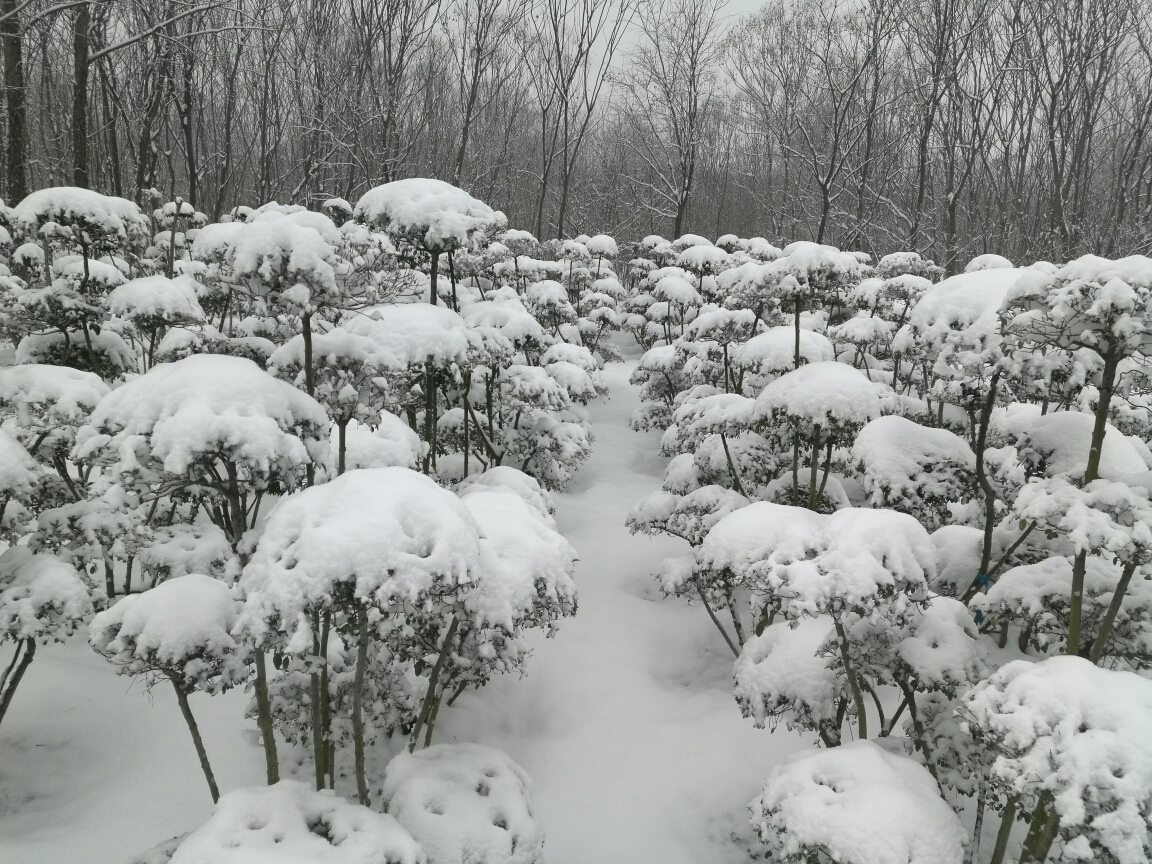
[618,0,726,236]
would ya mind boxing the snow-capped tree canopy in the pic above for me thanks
[11,187,149,250]
[74,353,330,496]
[753,361,883,430]
[0,547,92,643]
[853,415,976,529]
[353,178,505,253]
[237,466,481,650]
[89,573,246,690]
[107,275,206,326]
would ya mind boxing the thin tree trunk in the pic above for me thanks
[0,637,34,728]
[989,795,1019,864]
[720,433,747,497]
[352,605,370,806]
[1089,561,1137,663]
[2,0,28,201]
[966,782,987,864]
[428,250,440,305]
[1070,351,1119,655]
[253,649,279,784]
[338,420,347,476]
[835,620,867,739]
[172,677,220,803]
[726,592,747,646]
[310,612,325,791]
[1018,789,1059,864]
[807,426,821,510]
[72,3,90,187]
[462,370,470,479]
[409,615,459,752]
[319,611,331,788]
[423,361,436,474]
[696,581,739,657]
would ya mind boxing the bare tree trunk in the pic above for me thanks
[0,637,35,729]
[72,3,90,187]
[352,605,370,805]
[253,650,279,785]
[172,677,220,803]
[2,0,28,201]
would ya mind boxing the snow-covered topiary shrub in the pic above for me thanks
[750,740,965,864]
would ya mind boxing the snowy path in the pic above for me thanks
[0,347,802,863]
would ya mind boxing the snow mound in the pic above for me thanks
[735,327,836,378]
[339,412,424,472]
[344,303,477,366]
[0,363,109,422]
[965,253,1013,272]
[107,275,206,323]
[1000,407,1145,480]
[734,616,838,729]
[750,739,965,864]
[457,466,556,525]
[381,744,544,864]
[167,780,424,864]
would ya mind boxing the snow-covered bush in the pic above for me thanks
[381,744,544,864]
[960,656,1152,864]
[853,415,977,529]
[89,574,245,801]
[0,547,92,728]
[750,740,965,864]
[161,780,424,864]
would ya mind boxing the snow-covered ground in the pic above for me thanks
[0,343,803,863]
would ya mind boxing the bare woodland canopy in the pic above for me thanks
[1,0,1149,271]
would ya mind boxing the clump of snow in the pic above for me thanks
[750,740,965,864]
[458,489,577,632]
[753,361,882,428]
[107,275,206,324]
[344,304,478,367]
[1000,408,1145,480]
[11,186,147,241]
[734,616,839,732]
[0,363,109,426]
[340,412,424,472]
[381,743,544,864]
[457,466,556,526]
[697,502,823,578]
[137,523,240,585]
[965,253,1013,272]
[353,178,505,252]
[166,780,424,864]
[735,327,835,378]
[853,415,975,528]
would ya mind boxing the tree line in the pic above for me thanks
[2,0,1151,270]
